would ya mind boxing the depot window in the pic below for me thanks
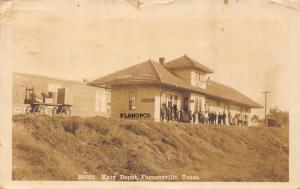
[167,94,172,107]
[205,102,210,111]
[129,92,136,110]
[194,71,205,82]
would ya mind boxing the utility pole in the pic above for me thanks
[262,91,270,127]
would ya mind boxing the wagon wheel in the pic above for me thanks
[61,106,71,117]
[25,105,33,116]
[33,105,44,115]
[52,106,59,116]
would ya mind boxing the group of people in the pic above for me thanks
[160,104,181,122]
[192,110,229,125]
[160,105,248,126]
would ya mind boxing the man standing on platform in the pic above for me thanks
[222,111,227,125]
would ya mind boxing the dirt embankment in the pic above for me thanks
[12,115,289,181]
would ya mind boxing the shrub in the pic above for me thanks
[84,117,110,135]
[62,116,83,135]
[12,114,27,123]
[119,121,147,136]
[110,137,122,147]
[101,137,122,147]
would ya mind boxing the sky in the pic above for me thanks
[1,0,300,118]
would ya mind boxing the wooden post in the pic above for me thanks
[262,91,270,127]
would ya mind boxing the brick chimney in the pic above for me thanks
[159,57,165,65]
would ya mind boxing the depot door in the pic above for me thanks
[183,97,189,112]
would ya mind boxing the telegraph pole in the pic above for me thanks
[262,91,270,127]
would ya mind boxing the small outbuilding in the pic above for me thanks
[12,72,111,117]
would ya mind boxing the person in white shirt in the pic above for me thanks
[204,111,209,125]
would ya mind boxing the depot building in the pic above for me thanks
[88,55,262,123]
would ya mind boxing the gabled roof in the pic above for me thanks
[205,80,263,108]
[88,58,262,108]
[87,60,159,87]
[186,80,262,108]
[152,61,190,88]
[164,55,214,73]
[87,60,189,89]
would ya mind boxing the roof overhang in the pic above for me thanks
[189,86,263,108]
[89,80,263,109]
[168,66,214,74]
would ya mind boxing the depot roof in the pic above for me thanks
[164,55,214,73]
[88,57,262,108]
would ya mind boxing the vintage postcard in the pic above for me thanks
[0,0,300,188]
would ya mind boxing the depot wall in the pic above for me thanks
[190,92,206,113]
[12,72,111,117]
[206,97,251,117]
[110,83,254,123]
[111,84,159,121]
